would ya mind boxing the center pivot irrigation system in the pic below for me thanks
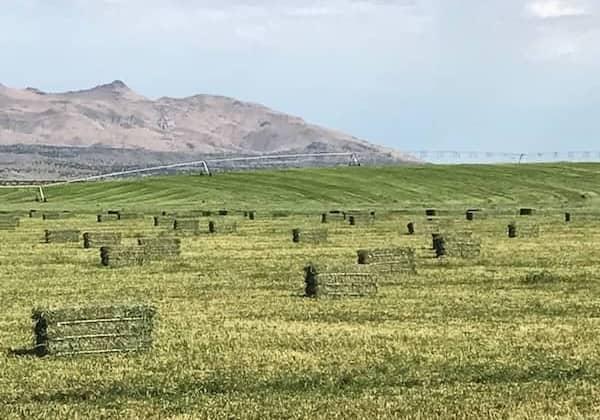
[3,152,361,200]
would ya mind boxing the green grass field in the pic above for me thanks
[2,163,600,419]
[3,163,600,211]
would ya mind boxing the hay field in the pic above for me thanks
[1,164,600,418]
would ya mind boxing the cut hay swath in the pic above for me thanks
[0,214,19,230]
[357,247,417,274]
[44,230,81,243]
[31,305,155,357]
[304,264,377,297]
[83,232,122,249]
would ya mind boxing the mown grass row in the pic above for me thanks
[2,163,600,211]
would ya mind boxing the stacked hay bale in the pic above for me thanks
[83,232,122,249]
[444,231,481,258]
[118,213,145,220]
[208,220,238,234]
[304,264,377,297]
[507,222,540,238]
[101,238,181,267]
[100,246,145,267]
[357,247,416,274]
[465,209,486,221]
[153,215,175,227]
[31,305,155,357]
[137,237,181,260]
[97,213,120,223]
[42,212,72,220]
[322,210,348,223]
[44,230,80,243]
[292,228,328,244]
[346,211,375,226]
[519,208,535,216]
[173,219,200,234]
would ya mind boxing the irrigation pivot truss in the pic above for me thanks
[409,150,600,164]
[0,152,361,188]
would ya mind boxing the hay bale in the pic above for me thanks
[565,212,571,223]
[248,211,255,220]
[97,214,120,223]
[42,212,72,220]
[519,208,535,216]
[356,247,416,274]
[208,220,237,234]
[407,222,415,235]
[444,232,481,258]
[153,216,175,227]
[346,212,374,226]
[433,234,446,257]
[292,228,301,243]
[31,304,155,357]
[83,232,122,249]
[425,209,437,217]
[137,237,181,259]
[100,246,145,267]
[101,239,180,267]
[118,213,145,220]
[327,211,346,222]
[292,228,328,244]
[508,222,539,238]
[44,230,80,243]
[321,213,328,223]
[173,219,200,234]
[218,210,229,216]
[304,264,377,298]
[272,211,290,218]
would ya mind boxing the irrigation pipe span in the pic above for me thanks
[0,152,359,189]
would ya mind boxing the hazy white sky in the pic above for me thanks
[1,0,599,152]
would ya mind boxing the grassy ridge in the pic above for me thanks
[2,163,600,211]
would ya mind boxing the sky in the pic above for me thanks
[1,0,599,152]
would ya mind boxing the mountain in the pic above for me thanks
[0,80,413,160]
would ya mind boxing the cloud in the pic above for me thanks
[526,0,587,19]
